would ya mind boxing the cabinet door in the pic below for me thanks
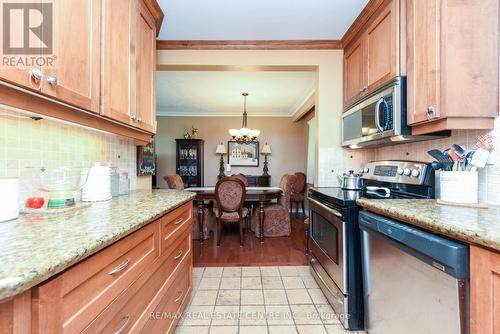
[135,0,157,133]
[100,0,136,126]
[343,39,364,106]
[41,0,101,113]
[0,0,44,91]
[406,0,441,125]
[365,0,398,89]
[471,246,500,333]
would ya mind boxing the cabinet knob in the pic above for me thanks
[130,115,137,121]
[29,68,43,82]
[47,76,58,86]
[426,106,436,120]
[136,116,142,122]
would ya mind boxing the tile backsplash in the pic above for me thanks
[0,106,137,204]
[374,118,500,204]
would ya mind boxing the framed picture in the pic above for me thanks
[227,141,259,167]
[137,139,156,176]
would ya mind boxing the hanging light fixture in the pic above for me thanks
[229,93,260,143]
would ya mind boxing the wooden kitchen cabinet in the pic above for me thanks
[41,0,101,113]
[471,245,500,334]
[343,0,400,107]
[406,0,498,134]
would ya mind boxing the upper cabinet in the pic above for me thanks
[0,0,163,142]
[343,0,401,107]
[406,0,498,134]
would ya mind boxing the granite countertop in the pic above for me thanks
[357,198,500,253]
[0,189,195,299]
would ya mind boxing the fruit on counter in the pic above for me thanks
[26,196,45,209]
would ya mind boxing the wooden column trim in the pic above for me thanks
[157,40,343,50]
[141,0,164,36]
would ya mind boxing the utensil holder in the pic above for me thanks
[439,171,478,204]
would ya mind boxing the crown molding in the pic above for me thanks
[157,40,342,50]
[156,110,293,117]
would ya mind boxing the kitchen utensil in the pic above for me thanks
[439,171,478,204]
[468,148,490,171]
[431,161,444,171]
[338,170,362,190]
[427,149,452,164]
[476,134,494,149]
[451,144,467,170]
[0,178,19,222]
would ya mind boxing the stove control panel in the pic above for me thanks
[360,161,431,185]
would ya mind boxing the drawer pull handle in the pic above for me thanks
[173,218,184,225]
[174,290,184,303]
[108,258,131,275]
[113,313,131,334]
[174,250,184,260]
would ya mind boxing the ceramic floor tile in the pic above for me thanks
[209,326,238,334]
[301,276,319,289]
[175,326,210,334]
[260,266,280,276]
[191,290,218,306]
[216,290,241,305]
[192,276,203,289]
[263,289,288,305]
[268,325,298,334]
[240,305,267,326]
[265,305,294,325]
[278,266,299,277]
[296,266,312,276]
[241,289,264,305]
[286,289,313,304]
[242,266,261,277]
[316,304,341,325]
[290,304,322,325]
[222,267,242,277]
[203,267,224,278]
[211,305,240,326]
[242,276,263,289]
[239,325,269,334]
[282,276,306,289]
[220,277,241,289]
[192,267,205,278]
[324,324,350,334]
[198,277,221,290]
[182,305,214,326]
[296,325,328,334]
[308,289,329,305]
[262,276,284,289]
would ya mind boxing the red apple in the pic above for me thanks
[26,197,45,209]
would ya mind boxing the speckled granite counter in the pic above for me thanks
[0,189,195,299]
[357,198,500,253]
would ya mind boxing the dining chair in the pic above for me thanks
[163,174,214,240]
[214,176,248,247]
[251,174,296,237]
[290,172,307,215]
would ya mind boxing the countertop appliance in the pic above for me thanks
[308,160,436,330]
[359,211,469,334]
[342,77,449,148]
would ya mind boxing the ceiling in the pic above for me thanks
[156,71,316,117]
[157,0,368,40]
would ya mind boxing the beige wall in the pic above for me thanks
[155,116,308,187]
[157,50,374,187]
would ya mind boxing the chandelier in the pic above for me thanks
[229,93,260,143]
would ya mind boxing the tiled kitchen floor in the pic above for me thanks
[175,266,363,334]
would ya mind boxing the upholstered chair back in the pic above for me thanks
[164,175,184,190]
[278,174,297,207]
[231,173,249,186]
[293,172,307,194]
[215,177,246,213]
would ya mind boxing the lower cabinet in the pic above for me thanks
[25,201,192,334]
[471,245,500,333]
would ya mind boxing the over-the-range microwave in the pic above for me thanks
[342,76,449,148]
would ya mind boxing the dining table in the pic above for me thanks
[185,186,283,243]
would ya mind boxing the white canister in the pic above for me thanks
[0,178,20,222]
[439,171,478,204]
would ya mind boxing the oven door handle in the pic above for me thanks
[310,258,344,305]
[309,198,342,218]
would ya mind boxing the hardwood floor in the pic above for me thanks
[193,214,308,267]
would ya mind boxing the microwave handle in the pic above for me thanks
[375,98,384,133]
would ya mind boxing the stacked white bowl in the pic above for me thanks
[81,163,113,202]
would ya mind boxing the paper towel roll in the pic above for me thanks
[0,178,19,222]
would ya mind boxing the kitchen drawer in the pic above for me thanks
[160,202,192,252]
[140,254,192,334]
[82,247,192,334]
[32,221,160,334]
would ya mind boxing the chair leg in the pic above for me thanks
[217,218,222,246]
[301,201,305,215]
[239,218,244,247]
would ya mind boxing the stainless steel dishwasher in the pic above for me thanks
[359,211,469,334]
